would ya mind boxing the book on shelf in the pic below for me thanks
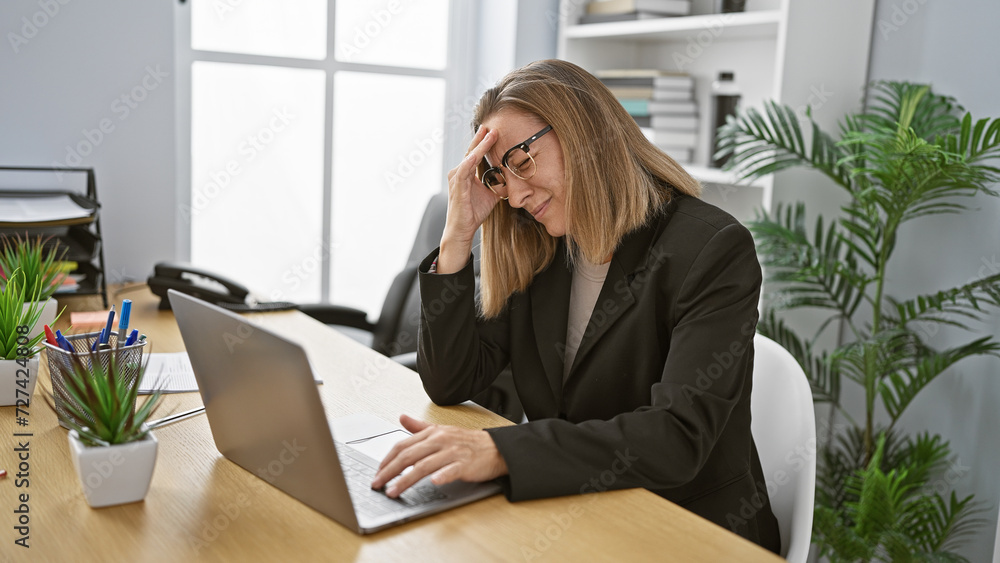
[54,274,82,293]
[632,114,699,130]
[618,98,697,116]
[607,86,692,101]
[649,99,697,114]
[657,147,694,164]
[54,260,79,273]
[596,73,694,91]
[640,127,697,147]
[579,11,665,24]
[586,0,691,17]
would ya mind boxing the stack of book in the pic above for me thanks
[598,69,698,164]
[581,0,692,24]
[52,260,81,293]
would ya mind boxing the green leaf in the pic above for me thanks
[887,433,950,489]
[715,101,854,189]
[889,273,1000,330]
[880,337,1000,422]
[751,204,871,323]
[953,114,1000,168]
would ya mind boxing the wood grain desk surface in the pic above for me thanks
[0,286,782,562]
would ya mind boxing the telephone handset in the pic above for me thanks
[147,261,296,312]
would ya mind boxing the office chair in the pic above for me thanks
[750,334,817,563]
[299,193,448,360]
[298,193,523,423]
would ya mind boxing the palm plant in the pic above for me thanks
[716,81,1000,561]
[813,435,983,562]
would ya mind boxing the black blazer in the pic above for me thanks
[416,194,780,552]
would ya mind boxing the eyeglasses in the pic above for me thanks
[480,125,553,200]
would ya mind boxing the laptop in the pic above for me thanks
[167,289,501,534]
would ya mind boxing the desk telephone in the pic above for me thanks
[147,262,297,312]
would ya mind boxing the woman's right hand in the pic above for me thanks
[436,126,501,274]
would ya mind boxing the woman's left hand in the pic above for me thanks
[371,414,508,498]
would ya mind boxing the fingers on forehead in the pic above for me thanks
[467,125,488,153]
[471,133,497,167]
[484,141,508,168]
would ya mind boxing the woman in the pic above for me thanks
[371,59,780,552]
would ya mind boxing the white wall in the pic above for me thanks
[0,1,177,286]
[515,0,559,68]
[474,0,559,84]
[864,0,1000,561]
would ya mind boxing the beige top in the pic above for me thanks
[563,258,611,382]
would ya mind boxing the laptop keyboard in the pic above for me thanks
[336,442,448,518]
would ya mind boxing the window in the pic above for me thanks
[179,0,466,314]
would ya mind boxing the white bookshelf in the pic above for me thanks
[558,0,876,220]
[564,10,782,42]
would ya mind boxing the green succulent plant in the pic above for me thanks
[716,81,1000,561]
[0,268,46,359]
[0,233,70,303]
[47,350,163,447]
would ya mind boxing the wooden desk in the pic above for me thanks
[1,286,782,562]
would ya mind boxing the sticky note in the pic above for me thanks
[70,311,119,328]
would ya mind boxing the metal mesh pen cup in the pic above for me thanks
[43,332,147,429]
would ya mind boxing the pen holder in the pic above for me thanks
[43,332,147,429]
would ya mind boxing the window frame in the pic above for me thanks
[175,0,477,303]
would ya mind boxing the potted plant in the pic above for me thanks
[46,350,163,508]
[0,268,47,406]
[0,234,68,340]
[716,81,1000,560]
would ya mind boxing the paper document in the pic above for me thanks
[139,352,199,394]
[138,351,324,394]
[0,194,94,223]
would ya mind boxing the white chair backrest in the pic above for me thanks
[992,506,1000,562]
[750,334,817,562]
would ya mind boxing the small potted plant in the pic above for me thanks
[0,234,68,339]
[47,351,164,508]
[0,268,47,406]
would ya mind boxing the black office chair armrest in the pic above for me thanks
[390,351,418,371]
[297,304,376,332]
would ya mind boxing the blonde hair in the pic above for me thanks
[474,59,701,318]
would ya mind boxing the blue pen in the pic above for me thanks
[55,330,74,353]
[92,329,104,351]
[119,299,132,342]
[102,306,115,344]
[124,329,139,346]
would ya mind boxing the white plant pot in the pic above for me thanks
[0,356,39,407]
[68,427,158,508]
[23,298,58,341]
